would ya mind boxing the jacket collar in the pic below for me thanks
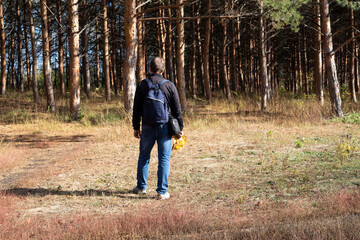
[150,73,163,78]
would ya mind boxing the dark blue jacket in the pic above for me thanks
[132,74,183,131]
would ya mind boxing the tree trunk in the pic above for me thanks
[342,46,347,88]
[10,9,15,90]
[356,45,360,94]
[176,0,187,111]
[27,0,38,103]
[220,2,231,100]
[313,0,324,104]
[40,0,55,112]
[320,0,343,117]
[237,18,244,92]
[349,2,357,103]
[297,33,302,93]
[0,0,6,95]
[110,1,119,95]
[57,0,65,96]
[22,0,31,92]
[202,0,212,101]
[259,2,269,111]
[136,1,146,83]
[196,2,205,94]
[231,19,239,93]
[302,27,309,95]
[165,0,175,83]
[95,14,100,88]
[16,0,24,92]
[81,0,91,98]
[69,0,80,119]
[159,9,166,60]
[124,0,138,111]
[102,0,111,101]
[190,5,197,98]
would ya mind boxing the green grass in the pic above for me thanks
[333,112,360,124]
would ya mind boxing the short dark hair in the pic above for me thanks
[150,57,165,74]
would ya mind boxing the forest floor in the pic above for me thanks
[1,91,360,239]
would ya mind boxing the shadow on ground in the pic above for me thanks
[0,134,94,148]
[0,134,93,143]
[1,188,152,199]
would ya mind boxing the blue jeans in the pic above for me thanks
[137,123,172,194]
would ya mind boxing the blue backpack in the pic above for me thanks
[142,79,169,125]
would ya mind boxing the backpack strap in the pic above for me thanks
[144,78,169,89]
[144,78,154,89]
[158,79,169,87]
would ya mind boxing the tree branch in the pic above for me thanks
[135,0,193,17]
[334,33,360,53]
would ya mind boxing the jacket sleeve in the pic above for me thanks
[132,82,144,130]
[169,83,184,131]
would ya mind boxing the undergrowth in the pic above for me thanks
[333,111,360,125]
[2,90,360,127]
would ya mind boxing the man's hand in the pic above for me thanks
[134,130,141,139]
[176,131,183,139]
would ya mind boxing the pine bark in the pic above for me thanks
[40,0,55,112]
[176,0,187,110]
[10,8,15,90]
[231,19,239,93]
[220,2,231,100]
[355,45,358,93]
[313,0,324,104]
[102,0,111,101]
[302,28,309,95]
[124,0,138,111]
[27,0,38,103]
[202,0,212,101]
[69,0,81,119]
[16,0,24,92]
[110,1,119,95]
[95,14,100,88]
[159,9,166,60]
[57,0,65,95]
[22,0,31,92]
[165,0,175,83]
[259,2,269,111]
[196,4,205,94]
[190,5,197,98]
[0,0,6,95]
[81,0,91,98]
[349,3,357,102]
[320,0,343,117]
[136,1,146,83]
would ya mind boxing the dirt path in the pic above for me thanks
[0,134,94,190]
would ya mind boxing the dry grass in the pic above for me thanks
[0,143,28,171]
[0,191,359,239]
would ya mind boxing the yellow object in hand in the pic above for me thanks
[172,135,187,150]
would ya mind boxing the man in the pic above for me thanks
[132,56,183,200]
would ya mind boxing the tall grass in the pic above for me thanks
[184,94,352,127]
[2,89,360,127]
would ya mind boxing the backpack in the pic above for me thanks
[142,78,169,125]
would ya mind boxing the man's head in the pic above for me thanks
[149,57,165,74]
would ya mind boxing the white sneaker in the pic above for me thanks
[157,192,170,200]
[132,187,146,194]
